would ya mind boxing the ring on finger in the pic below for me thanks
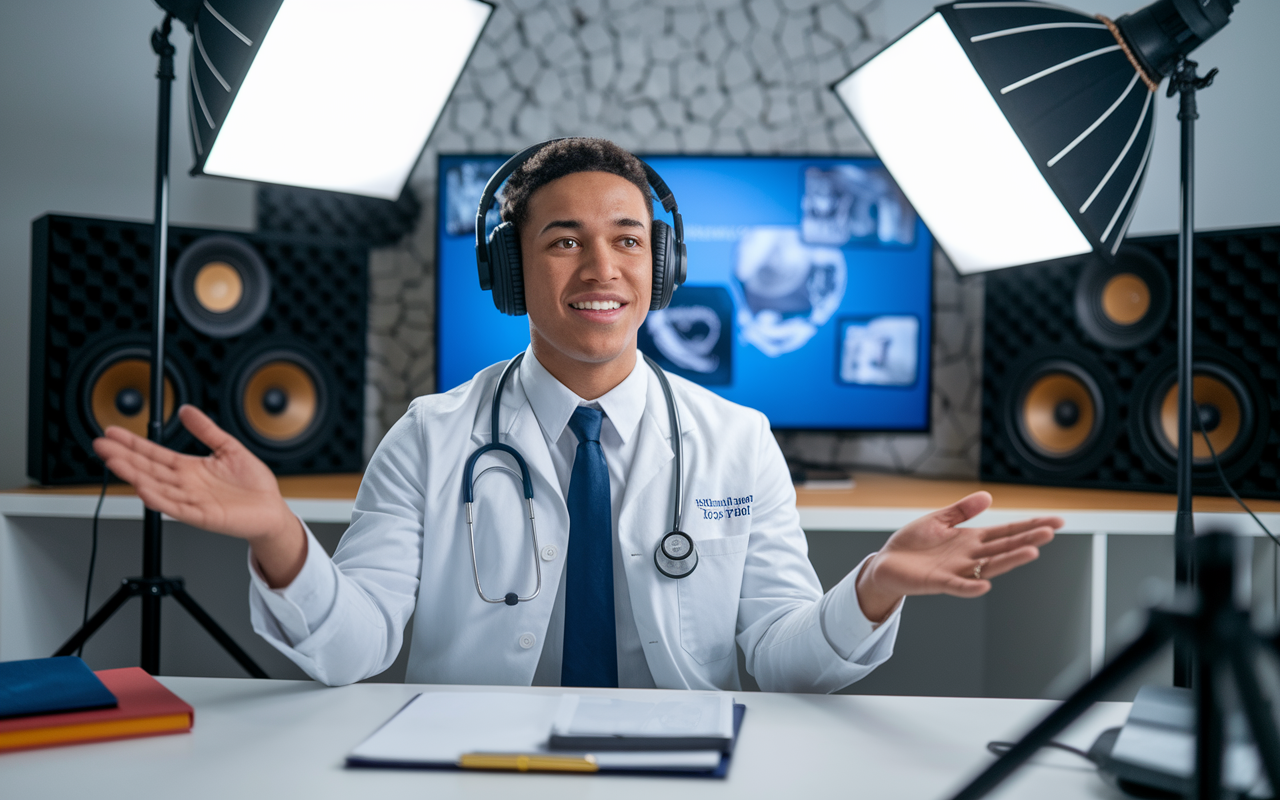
[973,559,989,580]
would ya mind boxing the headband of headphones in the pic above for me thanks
[473,138,685,292]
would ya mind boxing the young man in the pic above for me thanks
[95,138,1060,691]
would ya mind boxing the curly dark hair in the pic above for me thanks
[499,138,653,234]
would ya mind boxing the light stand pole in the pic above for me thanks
[141,12,175,677]
[1171,55,1219,690]
[53,14,267,679]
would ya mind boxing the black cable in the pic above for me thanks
[78,465,110,659]
[1193,402,1279,549]
[986,740,1094,763]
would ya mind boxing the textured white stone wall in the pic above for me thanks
[364,0,985,478]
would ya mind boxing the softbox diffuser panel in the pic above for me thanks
[190,0,492,199]
[834,12,1091,275]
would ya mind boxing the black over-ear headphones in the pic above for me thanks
[474,139,687,317]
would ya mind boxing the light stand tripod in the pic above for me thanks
[949,532,1280,800]
[52,14,267,680]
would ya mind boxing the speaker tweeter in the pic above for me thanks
[1074,247,1170,349]
[172,235,271,338]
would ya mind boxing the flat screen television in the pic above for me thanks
[435,154,933,432]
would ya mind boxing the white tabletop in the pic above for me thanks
[0,677,1133,800]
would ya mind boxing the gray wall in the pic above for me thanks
[0,2,255,491]
[1,0,1278,487]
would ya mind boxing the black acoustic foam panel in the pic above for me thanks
[981,226,1280,499]
[29,214,368,485]
[256,184,420,246]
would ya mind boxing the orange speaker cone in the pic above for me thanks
[1022,372,1096,456]
[1101,273,1150,326]
[242,361,318,443]
[89,359,175,437]
[1159,375,1243,463]
[193,261,244,314]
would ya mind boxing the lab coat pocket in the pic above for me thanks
[677,533,750,665]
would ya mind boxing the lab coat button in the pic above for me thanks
[518,633,536,650]
[540,545,558,562]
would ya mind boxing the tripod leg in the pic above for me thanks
[54,582,138,657]
[169,585,269,679]
[1228,637,1280,797]
[1196,653,1223,800]
[947,622,1171,800]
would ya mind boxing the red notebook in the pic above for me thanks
[0,667,193,753]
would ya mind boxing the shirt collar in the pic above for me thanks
[519,345,648,445]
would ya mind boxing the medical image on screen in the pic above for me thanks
[436,154,933,432]
[837,316,920,387]
[638,285,733,386]
[801,164,916,248]
[444,159,505,236]
[733,226,846,358]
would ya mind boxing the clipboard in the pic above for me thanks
[346,691,746,778]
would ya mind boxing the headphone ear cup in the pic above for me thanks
[486,222,526,316]
[650,219,676,310]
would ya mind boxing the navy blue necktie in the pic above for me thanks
[561,406,618,688]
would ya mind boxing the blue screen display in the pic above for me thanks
[436,155,933,431]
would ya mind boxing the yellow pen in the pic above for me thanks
[458,752,599,773]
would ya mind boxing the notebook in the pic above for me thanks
[0,667,194,753]
[549,693,735,751]
[0,656,117,720]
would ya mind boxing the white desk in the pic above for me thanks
[0,677,1133,800]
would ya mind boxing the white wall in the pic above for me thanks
[869,0,1280,236]
[0,2,255,489]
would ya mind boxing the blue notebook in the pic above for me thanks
[0,656,118,720]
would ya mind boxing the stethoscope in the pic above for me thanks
[462,352,698,606]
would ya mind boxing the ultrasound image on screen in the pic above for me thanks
[801,165,916,248]
[638,285,733,386]
[445,159,505,236]
[732,227,846,357]
[838,315,920,387]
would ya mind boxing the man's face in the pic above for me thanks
[520,170,652,374]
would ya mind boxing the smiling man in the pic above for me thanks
[94,138,1060,690]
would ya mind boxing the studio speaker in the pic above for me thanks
[981,227,1279,499]
[28,214,368,485]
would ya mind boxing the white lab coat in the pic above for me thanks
[250,356,900,691]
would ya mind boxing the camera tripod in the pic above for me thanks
[949,531,1280,800]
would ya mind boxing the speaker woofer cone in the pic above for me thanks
[1151,364,1252,466]
[234,350,327,449]
[1075,247,1170,349]
[1000,349,1118,479]
[79,346,186,440]
[1016,363,1102,459]
[172,235,271,338]
[1129,349,1270,485]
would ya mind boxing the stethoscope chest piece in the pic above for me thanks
[655,530,698,579]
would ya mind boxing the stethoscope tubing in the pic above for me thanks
[464,352,693,607]
[464,354,542,606]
